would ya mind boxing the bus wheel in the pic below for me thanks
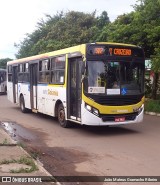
[58,104,70,128]
[20,95,27,113]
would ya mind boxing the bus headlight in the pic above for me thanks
[133,104,144,115]
[92,107,99,116]
[85,103,99,116]
[86,104,92,111]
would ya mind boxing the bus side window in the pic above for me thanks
[18,64,24,82]
[23,63,29,82]
[51,55,65,84]
[8,65,12,82]
[39,59,50,83]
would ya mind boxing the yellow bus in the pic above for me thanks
[7,42,145,127]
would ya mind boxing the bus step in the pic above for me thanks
[32,109,38,113]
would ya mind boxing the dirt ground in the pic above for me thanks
[1,95,160,185]
[0,121,103,185]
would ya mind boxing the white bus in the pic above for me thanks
[7,42,145,127]
[0,68,7,94]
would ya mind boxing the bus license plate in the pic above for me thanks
[115,117,125,122]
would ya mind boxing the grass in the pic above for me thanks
[144,99,160,113]
[30,151,40,160]
[17,141,27,149]
[0,156,38,173]
[2,138,8,145]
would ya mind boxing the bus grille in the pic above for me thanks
[86,94,144,106]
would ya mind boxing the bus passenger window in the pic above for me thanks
[39,59,50,83]
[8,66,12,82]
[51,56,65,84]
[18,64,24,82]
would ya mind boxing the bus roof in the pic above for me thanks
[7,42,138,65]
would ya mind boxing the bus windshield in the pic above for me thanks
[84,60,144,95]
[0,71,6,84]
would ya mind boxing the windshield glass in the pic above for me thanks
[84,60,144,95]
[0,71,6,83]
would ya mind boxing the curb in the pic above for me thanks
[0,125,61,184]
[18,147,61,184]
[145,111,160,116]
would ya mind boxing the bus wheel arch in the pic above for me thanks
[19,94,27,113]
[55,100,71,128]
[55,100,62,117]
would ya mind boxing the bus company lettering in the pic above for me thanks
[48,89,58,96]
[114,48,131,56]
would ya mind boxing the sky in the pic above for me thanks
[0,0,138,59]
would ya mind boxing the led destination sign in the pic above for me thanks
[112,48,131,56]
[94,47,105,55]
[87,45,143,57]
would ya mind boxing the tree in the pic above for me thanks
[15,12,64,58]
[133,0,160,57]
[0,58,12,69]
[97,11,110,29]
[99,0,160,58]
[151,46,160,99]
[134,0,160,99]
[15,11,108,58]
[98,0,160,99]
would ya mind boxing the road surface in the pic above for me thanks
[0,94,160,184]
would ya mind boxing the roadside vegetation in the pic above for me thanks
[0,156,38,173]
[2,138,8,145]
[145,99,160,113]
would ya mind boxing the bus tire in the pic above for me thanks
[58,103,70,128]
[20,95,28,113]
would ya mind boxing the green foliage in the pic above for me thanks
[14,2,160,99]
[99,0,160,58]
[145,78,152,98]
[151,47,160,73]
[15,11,106,58]
[96,11,110,29]
[145,99,160,113]
[98,0,160,100]
[2,138,8,145]
[0,156,38,173]
[0,58,12,69]
[98,12,136,43]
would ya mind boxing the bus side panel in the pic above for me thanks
[37,84,66,117]
[7,82,14,103]
[36,84,47,113]
[18,83,31,109]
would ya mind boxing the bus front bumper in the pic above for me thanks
[81,106,144,126]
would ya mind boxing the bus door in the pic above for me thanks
[67,57,83,121]
[12,66,18,103]
[30,63,38,110]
